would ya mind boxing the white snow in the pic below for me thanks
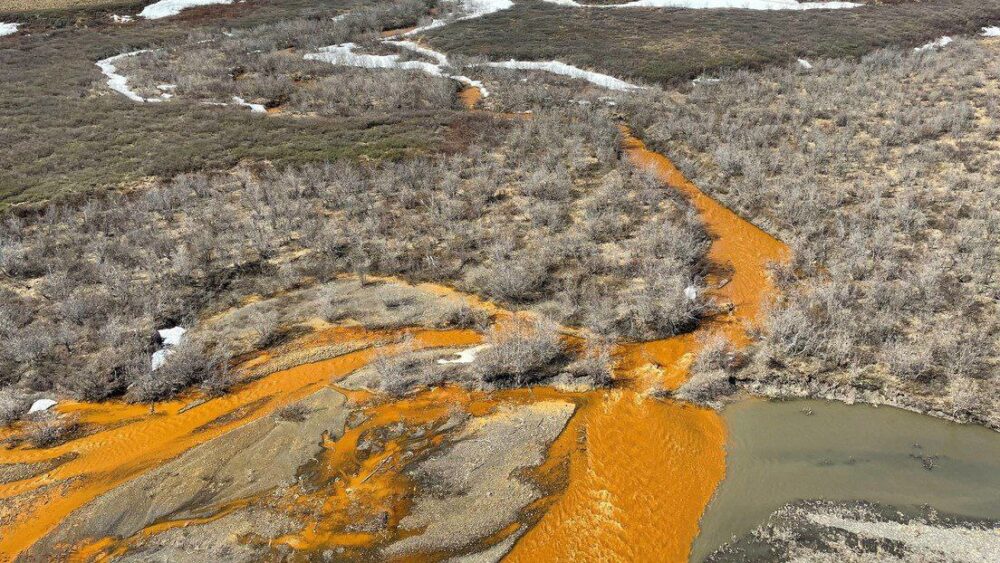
[158,326,187,346]
[684,285,698,301]
[437,344,491,365]
[233,96,266,112]
[304,43,444,77]
[151,349,171,371]
[0,22,19,37]
[96,50,170,103]
[394,0,514,38]
[384,39,451,66]
[453,75,490,97]
[982,26,1000,37]
[152,326,186,371]
[28,399,57,414]
[460,0,514,18]
[481,59,640,90]
[139,0,233,20]
[915,36,952,52]
[797,58,813,69]
[111,14,134,23]
[306,42,492,96]
[540,0,859,9]
[692,75,721,84]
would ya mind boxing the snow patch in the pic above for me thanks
[96,50,170,103]
[453,75,490,97]
[233,95,266,112]
[797,58,813,69]
[28,399,57,414]
[0,22,19,37]
[304,43,444,77]
[111,14,134,23]
[481,59,640,91]
[540,0,859,9]
[139,0,233,20]
[460,0,514,18]
[153,326,187,370]
[915,36,952,52]
[305,42,491,96]
[384,39,451,66]
[159,326,187,346]
[684,285,698,301]
[437,344,491,365]
[982,26,1000,37]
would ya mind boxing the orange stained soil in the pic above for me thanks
[504,130,788,563]
[273,385,511,553]
[459,86,483,110]
[0,327,479,561]
[1,126,788,563]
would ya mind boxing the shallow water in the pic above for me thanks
[691,398,1000,561]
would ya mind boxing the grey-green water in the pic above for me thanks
[691,399,1000,561]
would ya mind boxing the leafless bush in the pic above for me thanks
[474,316,565,386]
[23,413,81,449]
[0,389,29,427]
[276,403,311,422]
[564,339,615,387]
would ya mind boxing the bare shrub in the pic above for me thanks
[0,389,29,427]
[277,403,311,422]
[24,413,81,449]
[564,339,615,387]
[474,316,565,386]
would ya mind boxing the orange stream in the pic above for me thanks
[0,328,479,561]
[0,124,787,563]
[504,129,788,563]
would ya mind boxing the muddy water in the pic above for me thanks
[691,399,1000,561]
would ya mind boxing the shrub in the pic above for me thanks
[24,413,81,449]
[474,316,564,386]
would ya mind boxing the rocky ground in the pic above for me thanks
[706,500,1000,563]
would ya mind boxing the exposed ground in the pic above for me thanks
[1,0,1000,561]
[706,500,1000,562]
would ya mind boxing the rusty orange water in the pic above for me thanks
[0,125,787,562]
[505,130,788,563]
[0,327,479,561]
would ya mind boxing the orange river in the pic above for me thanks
[0,126,787,562]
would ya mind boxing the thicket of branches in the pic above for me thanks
[637,40,999,424]
[0,105,709,416]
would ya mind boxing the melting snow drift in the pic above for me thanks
[28,399,58,414]
[0,22,19,37]
[482,60,640,90]
[915,36,952,52]
[96,51,170,103]
[233,96,266,112]
[982,26,1000,37]
[438,345,491,365]
[139,0,233,20]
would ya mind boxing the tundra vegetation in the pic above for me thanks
[664,39,1000,428]
[0,99,708,423]
[427,0,1000,84]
